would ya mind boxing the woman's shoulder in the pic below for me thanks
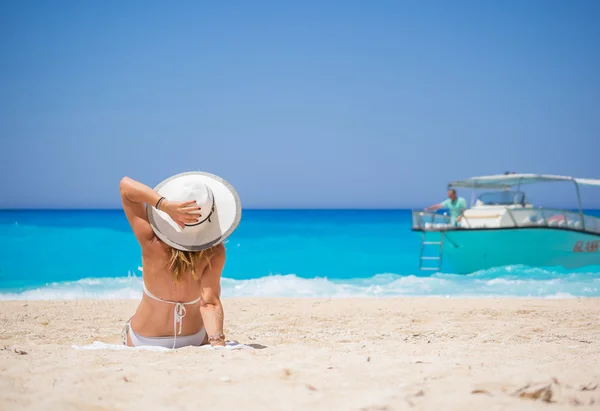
[209,243,226,259]
[201,244,225,271]
[141,237,169,256]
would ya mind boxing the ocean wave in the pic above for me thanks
[0,266,599,300]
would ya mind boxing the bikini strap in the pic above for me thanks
[142,283,203,349]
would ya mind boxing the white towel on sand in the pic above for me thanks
[72,340,254,352]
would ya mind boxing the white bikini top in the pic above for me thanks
[142,283,202,349]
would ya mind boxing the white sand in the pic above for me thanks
[1,298,599,410]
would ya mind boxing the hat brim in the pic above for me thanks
[146,171,242,251]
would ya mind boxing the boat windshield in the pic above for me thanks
[477,190,526,206]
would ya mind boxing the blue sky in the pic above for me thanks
[1,0,599,209]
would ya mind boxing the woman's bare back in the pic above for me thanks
[130,239,221,338]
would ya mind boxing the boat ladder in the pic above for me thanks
[419,231,445,271]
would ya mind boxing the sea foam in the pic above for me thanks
[0,266,598,300]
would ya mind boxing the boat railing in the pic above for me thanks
[413,208,600,234]
[505,207,600,234]
[412,211,453,230]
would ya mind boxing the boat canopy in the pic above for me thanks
[449,174,600,189]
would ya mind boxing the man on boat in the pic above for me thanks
[425,189,468,226]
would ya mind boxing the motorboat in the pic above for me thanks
[412,174,600,273]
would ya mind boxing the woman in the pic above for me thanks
[119,171,242,348]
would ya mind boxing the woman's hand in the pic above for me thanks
[160,200,202,228]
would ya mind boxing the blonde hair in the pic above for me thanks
[167,246,215,282]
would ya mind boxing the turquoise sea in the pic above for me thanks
[1,209,599,299]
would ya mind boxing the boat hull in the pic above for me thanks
[422,228,600,273]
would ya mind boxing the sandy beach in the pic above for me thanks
[1,298,599,410]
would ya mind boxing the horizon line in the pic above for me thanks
[1,207,599,212]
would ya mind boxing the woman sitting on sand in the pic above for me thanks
[119,172,241,348]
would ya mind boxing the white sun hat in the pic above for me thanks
[146,171,242,251]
